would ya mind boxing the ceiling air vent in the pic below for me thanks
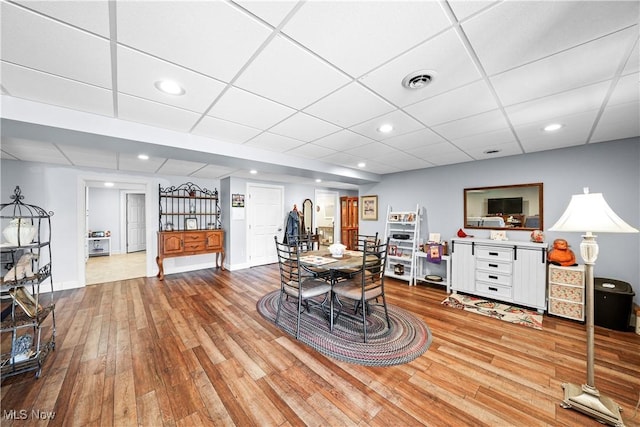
[402,70,435,89]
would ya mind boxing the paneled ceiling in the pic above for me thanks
[1,0,638,189]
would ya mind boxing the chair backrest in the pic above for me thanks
[274,236,301,289]
[353,232,379,252]
[360,237,388,285]
[287,233,313,252]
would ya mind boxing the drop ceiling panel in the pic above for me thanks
[207,86,296,129]
[319,152,364,169]
[381,128,448,151]
[244,131,305,152]
[515,110,598,152]
[190,164,238,180]
[117,94,200,132]
[234,0,300,28]
[359,29,482,107]
[234,35,351,109]
[433,109,510,141]
[452,128,518,152]
[505,81,610,127]
[349,110,425,141]
[156,159,207,176]
[117,1,272,81]
[448,1,499,21]
[312,130,374,151]
[118,154,167,174]
[405,79,499,126]
[192,116,262,144]
[304,82,395,128]
[269,112,340,142]
[369,150,431,171]
[361,161,403,175]
[281,1,451,78]
[1,62,114,117]
[13,0,110,37]
[407,142,472,166]
[287,143,337,160]
[343,142,397,163]
[58,144,117,169]
[607,73,640,106]
[1,2,112,88]
[591,102,640,143]
[463,1,640,75]
[491,28,636,107]
[117,47,226,113]
[0,139,70,165]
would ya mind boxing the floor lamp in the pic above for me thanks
[549,188,638,426]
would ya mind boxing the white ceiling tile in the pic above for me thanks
[448,1,499,21]
[118,94,200,132]
[462,141,523,161]
[117,47,226,113]
[1,2,112,88]
[623,39,639,75]
[57,144,117,169]
[190,164,238,179]
[156,159,207,176]
[117,1,272,81]
[452,128,519,152]
[514,110,598,152]
[269,112,340,142]
[233,0,300,28]
[463,1,640,75]
[359,161,403,175]
[244,131,305,152]
[1,62,114,117]
[319,152,365,169]
[608,73,640,106]
[432,109,509,141]
[491,28,636,107]
[0,138,70,165]
[407,142,473,165]
[343,142,397,161]
[405,80,499,126]
[382,128,448,151]
[208,86,296,129]
[505,81,610,127]
[591,102,640,143]
[192,116,262,144]
[234,35,351,109]
[14,0,110,37]
[312,130,374,151]
[359,29,481,107]
[282,1,451,78]
[369,150,431,170]
[304,82,395,128]
[286,143,337,160]
[350,110,425,141]
[118,154,167,174]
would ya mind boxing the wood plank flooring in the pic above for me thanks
[1,265,639,426]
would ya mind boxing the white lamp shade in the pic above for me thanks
[549,192,638,233]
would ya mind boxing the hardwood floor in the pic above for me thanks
[2,265,639,426]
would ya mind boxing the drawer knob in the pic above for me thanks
[489,275,498,280]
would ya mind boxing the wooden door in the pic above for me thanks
[340,197,359,250]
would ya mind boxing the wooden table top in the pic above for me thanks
[299,249,363,271]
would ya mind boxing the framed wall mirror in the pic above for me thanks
[302,198,313,233]
[464,183,543,230]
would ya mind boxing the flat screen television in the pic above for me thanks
[487,197,523,215]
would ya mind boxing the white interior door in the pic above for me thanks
[126,193,146,253]
[247,183,284,267]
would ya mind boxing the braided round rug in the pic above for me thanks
[256,290,432,366]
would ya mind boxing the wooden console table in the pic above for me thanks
[156,230,225,280]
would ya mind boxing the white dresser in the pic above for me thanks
[450,238,548,312]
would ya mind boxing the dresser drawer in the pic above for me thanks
[549,298,583,320]
[476,246,513,262]
[184,241,206,252]
[476,259,512,275]
[476,281,512,300]
[475,270,511,286]
[184,232,205,243]
[549,283,583,302]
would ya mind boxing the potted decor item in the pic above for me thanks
[3,218,37,246]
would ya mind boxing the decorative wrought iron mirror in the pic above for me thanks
[464,183,543,230]
[302,198,313,233]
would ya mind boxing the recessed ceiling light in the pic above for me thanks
[483,149,501,155]
[315,179,322,183]
[357,162,366,168]
[543,123,563,132]
[137,154,149,160]
[154,80,185,96]
[377,124,393,134]
[104,182,114,187]
[250,170,257,175]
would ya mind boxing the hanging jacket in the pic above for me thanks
[284,210,300,244]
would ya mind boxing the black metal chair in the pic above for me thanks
[332,237,391,342]
[274,236,332,339]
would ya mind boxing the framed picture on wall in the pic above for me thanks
[185,217,198,230]
[361,195,378,221]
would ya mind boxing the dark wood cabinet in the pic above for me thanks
[340,196,359,250]
[156,230,225,280]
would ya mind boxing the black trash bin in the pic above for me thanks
[594,278,635,331]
